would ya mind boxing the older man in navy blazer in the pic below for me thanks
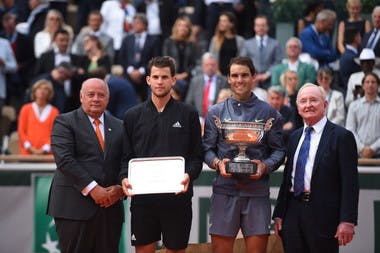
[300,9,337,67]
[273,83,359,253]
[47,78,125,253]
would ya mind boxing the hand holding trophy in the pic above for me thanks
[213,116,274,175]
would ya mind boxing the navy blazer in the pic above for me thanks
[362,29,380,57]
[339,47,361,93]
[34,49,80,76]
[273,120,359,237]
[117,33,161,74]
[300,25,337,66]
[47,107,125,222]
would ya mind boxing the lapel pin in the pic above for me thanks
[108,128,112,131]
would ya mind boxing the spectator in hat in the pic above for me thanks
[345,48,380,107]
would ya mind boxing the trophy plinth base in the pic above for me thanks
[226,161,257,174]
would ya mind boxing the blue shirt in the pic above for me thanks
[0,38,17,99]
[203,93,286,197]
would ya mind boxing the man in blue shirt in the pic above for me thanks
[203,56,285,253]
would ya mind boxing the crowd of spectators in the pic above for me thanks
[0,0,379,159]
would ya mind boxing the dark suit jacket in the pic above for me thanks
[362,29,380,57]
[35,49,80,75]
[339,47,361,93]
[117,33,161,76]
[185,74,229,116]
[107,75,138,120]
[300,25,337,66]
[273,120,359,237]
[47,107,124,222]
[162,38,197,78]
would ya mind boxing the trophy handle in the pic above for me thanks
[264,118,274,131]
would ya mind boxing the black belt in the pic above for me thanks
[289,192,311,202]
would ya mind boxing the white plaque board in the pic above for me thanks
[128,156,185,194]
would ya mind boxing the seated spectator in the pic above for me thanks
[77,34,111,75]
[34,9,74,58]
[0,37,17,113]
[337,0,371,54]
[346,72,380,158]
[267,85,296,144]
[216,88,232,103]
[18,79,59,155]
[345,48,380,107]
[317,67,345,126]
[282,70,303,129]
[271,37,316,89]
[33,61,75,112]
[252,78,267,101]
[338,26,362,95]
[71,10,114,61]
[300,9,337,67]
[209,11,244,76]
[163,16,197,98]
[1,13,35,111]
[185,52,228,118]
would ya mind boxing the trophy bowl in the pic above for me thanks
[214,116,274,174]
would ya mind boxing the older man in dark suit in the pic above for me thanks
[185,52,228,118]
[273,83,359,253]
[299,9,337,67]
[47,78,125,253]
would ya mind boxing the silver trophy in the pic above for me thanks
[214,116,274,174]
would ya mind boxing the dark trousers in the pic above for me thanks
[280,196,339,253]
[55,209,122,253]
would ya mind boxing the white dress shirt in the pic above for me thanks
[81,114,105,196]
[291,116,327,192]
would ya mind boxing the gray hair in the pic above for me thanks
[268,86,286,97]
[315,9,336,23]
[296,83,326,104]
[201,52,217,63]
[373,6,380,14]
[286,37,302,50]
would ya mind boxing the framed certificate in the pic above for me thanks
[128,156,185,195]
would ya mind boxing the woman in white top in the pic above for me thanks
[34,9,73,58]
[100,0,136,51]
[317,66,346,126]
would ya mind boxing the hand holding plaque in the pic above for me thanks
[213,116,274,175]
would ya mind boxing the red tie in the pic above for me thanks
[93,119,104,151]
[203,77,212,116]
